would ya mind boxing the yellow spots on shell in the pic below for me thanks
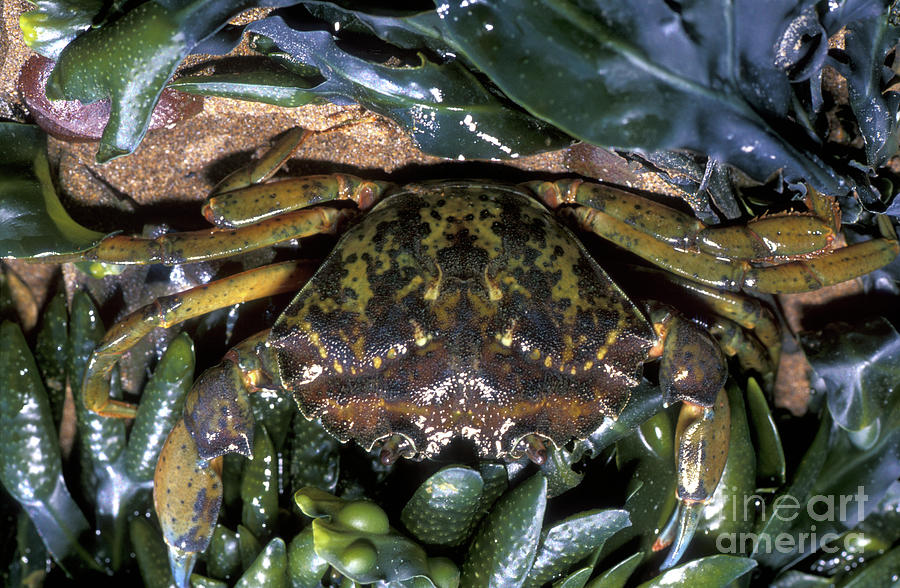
[485,266,503,301]
[496,321,516,347]
[387,347,398,360]
[530,349,541,361]
[412,321,431,347]
[396,274,424,301]
[424,265,442,300]
[307,330,329,359]
[583,360,594,371]
[333,360,343,374]
[596,348,607,361]
[372,356,382,369]
[544,356,552,368]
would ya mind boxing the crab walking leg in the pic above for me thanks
[82,260,316,417]
[530,179,839,259]
[651,269,781,360]
[212,118,381,196]
[214,127,311,194]
[565,205,898,294]
[155,330,276,588]
[531,180,900,291]
[625,266,781,366]
[204,174,395,228]
[706,316,774,385]
[69,206,354,266]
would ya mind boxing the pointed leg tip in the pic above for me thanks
[656,500,704,570]
[167,545,198,588]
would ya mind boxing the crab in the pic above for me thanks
[54,128,897,585]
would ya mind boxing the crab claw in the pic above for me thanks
[654,500,705,569]
[154,356,258,586]
[154,420,224,587]
[655,387,731,568]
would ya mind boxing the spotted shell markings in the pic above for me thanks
[268,182,655,458]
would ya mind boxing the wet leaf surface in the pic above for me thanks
[588,551,644,588]
[0,320,96,571]
[0,123,105,258]
[188,12,572,160]
[460,474,546,587]
[746,377,787,488]
[401,466,485,547]
[286,526,328,588]
[637,554,756,586]
[524,509,630,587]
[800,317,900,431]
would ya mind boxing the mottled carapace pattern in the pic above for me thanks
[269,182,655,458]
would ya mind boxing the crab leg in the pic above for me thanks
[52,206,352,266]
[706,316,774,386]
[530,180,899,294]
[204,126,394,227]
[204,174,394,228]
[155,330,276,587]
[649,310,731,567]
[82,260,316,417]
[623,265,781,370]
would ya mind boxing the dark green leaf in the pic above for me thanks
[808,529,893,579]
[237,524,262,570]
[401,466,485,547]
[249,387,295,450]
[310,518,430,584]
[0,122,104,257]
[287,415,340,495]
[826,17,900,168]
[68,291,126,487]
[838,545,900,587]
[45,1,298,162]
[18,0,104,59]
[800,317,900,431]
[0,320,94,568]
[556,567,593,588]
[429,0,856,194]
[600,411,675,559]
[241,425,279,541]
[189,575,229,588]
[637,555,756,586]
[752,414,831,568]
[236,537,287,588]
[286,527,328,588]
[207,525,241,582]
[857,480,900,544]
[169,70,322,107]
[233,14,571,160]
[33,288,69,427]
[753,402,900,569]
[124,333,194,482]
[0,319,62,501]
[130,517,175,588]
[746,377,786,487]
[7,512,51,587]
[460,474,546,587]
[770,571,834,588]
[587,551,644,588]
[524,509,630,588]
